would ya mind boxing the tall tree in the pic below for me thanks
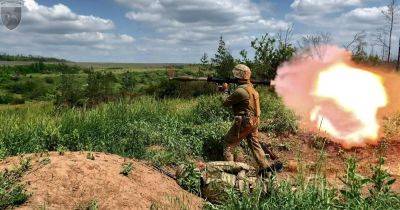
[199,53,210,72]
[382,0,398,62]
[211,36,235,78]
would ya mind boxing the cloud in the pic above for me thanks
[291,0,363,15]
[0,0,135,62]
[340,6,385,26]
[289,0,368,25]
[117,0,290,45]
[22,0,114,34]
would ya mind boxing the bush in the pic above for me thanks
[259,90,298,135]
[149,79,217,99]
[44,77,55,84]
[6,79,51,100]
[0,96,231,165]
[55,74,84,107]
[0,93,14,104]
[0,158,31,209]
[176,162,202,195]
[192,95,231,124]
[207,158,400,209]
[86,71,117,106]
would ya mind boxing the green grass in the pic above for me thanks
[0,158,31,209]
[120,162,134,176]
[205,157,400,210]
[0,90,296,166]
[0,64,204,105]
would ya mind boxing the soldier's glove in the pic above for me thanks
[218,83,229,94]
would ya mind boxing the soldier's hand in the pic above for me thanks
[218,83,229,93]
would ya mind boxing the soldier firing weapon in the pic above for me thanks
[166,67,276,88]
[167,65,282,175]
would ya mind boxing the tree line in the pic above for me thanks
[0,53,67,62]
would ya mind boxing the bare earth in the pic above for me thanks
[0,152,203,210]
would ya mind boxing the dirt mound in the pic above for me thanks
[0,152,203,210]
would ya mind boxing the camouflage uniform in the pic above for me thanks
[223,83,269,169]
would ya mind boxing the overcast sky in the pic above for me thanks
[0,0,392,63]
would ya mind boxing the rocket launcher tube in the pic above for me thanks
[170,76,271,86]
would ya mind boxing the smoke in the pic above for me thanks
[274,45,400,148]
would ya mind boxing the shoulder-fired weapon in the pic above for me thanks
[169,75,272,86]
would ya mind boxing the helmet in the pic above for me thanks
[232,64,251,80]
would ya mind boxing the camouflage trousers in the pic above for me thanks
[223,115,269,169]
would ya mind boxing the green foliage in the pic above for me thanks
[55,73,84,107]
[6,79,52,101]
[86,71,118,106]
[200,53,211,72]
[209,158,400,210]
[339,158,369,205]
[0,53,67,62]
[211,36,236,78]
[192,95,231,124]
[76,199,99,210]
[44,77,55,84]
[150,79,217,99]
[251,33,295,80]
[0,62,81,75]
[120,162,133,176]
[0,91,296,164]
[0,158,31,209]
[207,33,295,81]
[368,158,397,198]
[176,162,202,195]
[258,90,298,135]
[121,71,136,93]
[57,145,67,155]
[0,93,14,104]
[86,152,95,160]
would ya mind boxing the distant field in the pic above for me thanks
[0,60,199,73]
[0,60,207,105]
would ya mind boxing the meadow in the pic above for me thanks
[1,51,400,208]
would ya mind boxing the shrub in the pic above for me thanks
[0,158,31,209]
[208,158,400,209]
[55,73,84,107]
[6,79,51,100]
[86,71,117,105]
[44,77,55,84]
[191,95,231,124]
[149,79,217,99]
[176,162,202,195]
[0,96,230,165]
[259,90,298,135]
[0,93,14,104]
[120,162,133,176]
[121,71,135,93]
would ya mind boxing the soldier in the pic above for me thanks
[222,64,282,176]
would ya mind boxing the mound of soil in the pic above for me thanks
[0,152,203,210]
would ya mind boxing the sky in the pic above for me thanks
[0,0,393,63]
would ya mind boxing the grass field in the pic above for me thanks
[1,61,400,209]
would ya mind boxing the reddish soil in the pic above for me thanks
[260,131,400,191]
[0,152,203,210]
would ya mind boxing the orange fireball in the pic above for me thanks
[310,62,388,148]
[275,45,392,148]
